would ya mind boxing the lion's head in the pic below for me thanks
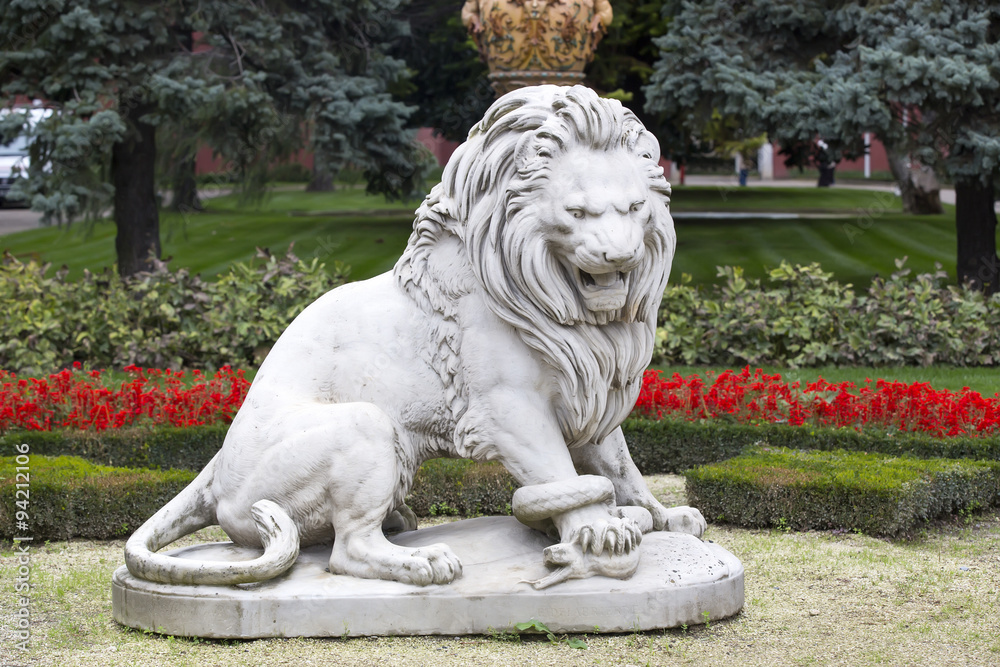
[398,86,675,447]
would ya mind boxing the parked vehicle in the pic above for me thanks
[0,107,51,206]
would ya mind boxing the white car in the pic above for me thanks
[0,106,51,206]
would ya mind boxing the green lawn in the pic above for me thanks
[0,184,979,287]
[1,187,418,282]
[671,212,957,288]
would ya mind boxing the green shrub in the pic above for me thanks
[267,163,312,183]
[685,447,1000,537]
[0,431,516,522]
[0,455,197,541]
[9,416,1000,488]
[655,261,1000,368]
[406,458,517,518]
[621,418,1000,474]
[0,248,346,374]
[0,427,226,471]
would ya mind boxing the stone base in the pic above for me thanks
[112,516,743,638]
[488,70,586,96]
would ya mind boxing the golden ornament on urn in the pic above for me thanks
[462,0,612,95]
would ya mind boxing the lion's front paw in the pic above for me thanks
[529,515,643,589]
[663,506,707,538]
[573,514,643,557]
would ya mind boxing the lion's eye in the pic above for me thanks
[629,201,645,213]
[567,208,585,219]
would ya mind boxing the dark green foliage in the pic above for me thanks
[621,418,1000,475]
[646,0,1000,291]
[655,261,1000,367]
[0,427,226,471]
[0,0,429,275]
[11,252,1000,375]
[392,0,492,142]
[406,458,517,518]
[0,455,197,541]
[685,447,1000,536]
[622,418,749,474]
[585,0,685,158]
[0,248,343,374]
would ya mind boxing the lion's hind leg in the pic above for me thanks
[320,403,462,586]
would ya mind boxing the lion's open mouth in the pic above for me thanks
[579,270,626,289]
[574,268,628,311]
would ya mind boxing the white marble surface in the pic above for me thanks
[113,517,743,638]
[123,85,704,594]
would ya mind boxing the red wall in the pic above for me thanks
[193,132,891,179]
[772,135,889,178]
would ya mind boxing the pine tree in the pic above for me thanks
[645,0,1000,291]
[0,0,426,277]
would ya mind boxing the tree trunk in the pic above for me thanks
[171,153,203,213]
[113,101,161,278]
[955,178,998,294]
[886,147,943,215]
[306,166,334,192]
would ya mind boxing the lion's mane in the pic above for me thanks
[395,86,675,451]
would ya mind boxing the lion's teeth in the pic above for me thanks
[592,272,618,287]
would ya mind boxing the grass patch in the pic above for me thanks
[685,447,1000,537]
[671,212,959,288]
[2,476,998,665]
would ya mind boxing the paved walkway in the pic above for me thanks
[677,174,1000,209]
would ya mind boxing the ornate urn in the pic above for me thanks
[462,0,612,96]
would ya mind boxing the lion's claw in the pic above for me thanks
[532,515,643,589]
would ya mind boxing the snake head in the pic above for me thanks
[525,516,643,589]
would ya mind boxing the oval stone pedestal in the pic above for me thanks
[113,516,744,638]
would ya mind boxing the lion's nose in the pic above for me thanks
[603,247,640,269]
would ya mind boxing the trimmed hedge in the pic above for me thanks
[0,455,197,541]
[0,426,227,471]
[622,418,1000,474]
[406,458,516,518]
[7,418,1000,478]
[0,455,514,542]
[685,447,1000,537]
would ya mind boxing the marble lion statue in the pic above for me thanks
[125,85,705,590]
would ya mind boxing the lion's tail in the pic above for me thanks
[124,455,300,585]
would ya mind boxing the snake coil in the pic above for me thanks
[511,475,615,523]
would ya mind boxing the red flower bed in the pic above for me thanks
[634,367,1000,438]
[0,364,250,432]
[3,364,998,438]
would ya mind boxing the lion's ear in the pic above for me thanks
[514,130,558,173]
[631,129,660,163]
